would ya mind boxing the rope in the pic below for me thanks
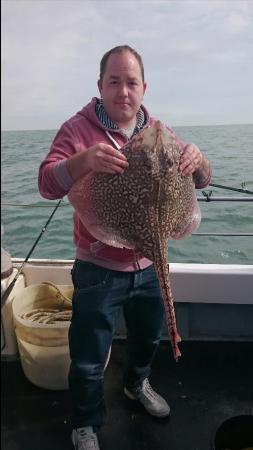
[18,282,72,325]
[41,281,72,305]
[19,308,72,324]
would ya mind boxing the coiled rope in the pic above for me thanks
[20,308,72,324]
[18,282,72,325]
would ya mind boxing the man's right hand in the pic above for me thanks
[86,143,129,174]
[66,143,129,181]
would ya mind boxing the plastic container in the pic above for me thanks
[12,282,111,390]
[12,282,73,390]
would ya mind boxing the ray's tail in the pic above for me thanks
[154,251,181,361]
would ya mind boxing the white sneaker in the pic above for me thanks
[124,378,170,418]
[71,426,100,450]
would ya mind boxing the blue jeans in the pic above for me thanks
[68,260,164,428]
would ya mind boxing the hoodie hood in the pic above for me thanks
[76,97,153,133]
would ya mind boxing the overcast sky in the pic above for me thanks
[2,0,253,130]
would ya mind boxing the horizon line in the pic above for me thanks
[2,122,253,132]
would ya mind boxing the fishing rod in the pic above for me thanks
[209,182,253,195]
[1,199,62,308]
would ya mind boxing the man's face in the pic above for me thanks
[98,51,147,129]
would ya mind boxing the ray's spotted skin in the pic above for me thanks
[68,121,201,360]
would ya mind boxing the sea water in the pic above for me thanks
[1,124,253,264]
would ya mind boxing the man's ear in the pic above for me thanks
[97,79,102,94]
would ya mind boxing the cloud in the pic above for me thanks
[2,0,253,129]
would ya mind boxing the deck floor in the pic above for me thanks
[2,340,253,450]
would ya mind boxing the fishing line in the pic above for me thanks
[209,183,253,195]
[1,199,62,308]
[1,201,69,208]
[2,183,252,209]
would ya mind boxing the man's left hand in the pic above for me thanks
[179,143,203,176]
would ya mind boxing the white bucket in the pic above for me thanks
[12,281,111,390]
[12,282,73,390]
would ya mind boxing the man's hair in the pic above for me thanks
[99,45,145,82]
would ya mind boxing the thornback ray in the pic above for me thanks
[68,121,201,361]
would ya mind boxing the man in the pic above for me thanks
[38,45,211,450]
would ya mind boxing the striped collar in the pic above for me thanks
[95,98,147,138]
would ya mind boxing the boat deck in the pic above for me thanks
[2,340,253,450]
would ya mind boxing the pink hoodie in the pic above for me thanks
[38,98,211,271]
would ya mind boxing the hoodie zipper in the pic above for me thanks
[105,130,122,150]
